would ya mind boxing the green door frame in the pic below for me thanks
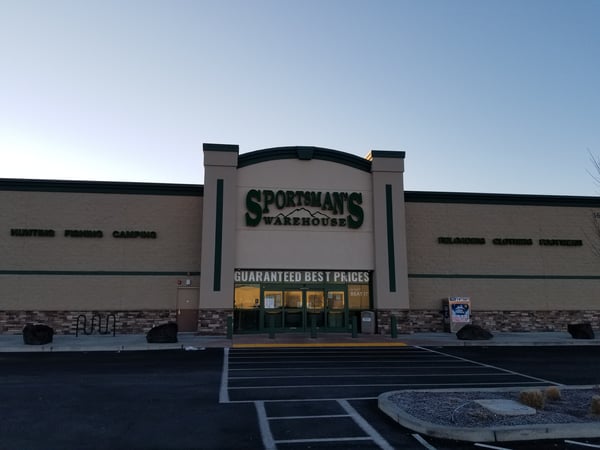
[259,284,349,332]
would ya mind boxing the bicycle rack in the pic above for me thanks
[99,314,116,336]
[75,313,117,337]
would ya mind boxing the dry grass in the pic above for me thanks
[591,395,600,415]
[519,389,545,410]
[545,386,562,402]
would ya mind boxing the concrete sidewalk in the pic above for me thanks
[1,331,599,352]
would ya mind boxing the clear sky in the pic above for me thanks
[1,0,599,195]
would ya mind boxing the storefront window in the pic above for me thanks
[234,284,260,331]
[327,291,345,310]
[348,284,370,309]
[264,291,283,309]
[307,291,324,310]
[233,271,372,333]
[284,291,302,308]
[234,284,260,308]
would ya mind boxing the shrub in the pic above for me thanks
[519,389,545,410]
[544,386,562,401]
[591,395,600,415]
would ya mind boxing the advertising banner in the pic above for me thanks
[447,296,471,332]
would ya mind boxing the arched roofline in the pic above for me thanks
[237,146,372,172]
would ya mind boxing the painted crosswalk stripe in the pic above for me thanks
[338,399,394,450]
[564,440,600,449]
[412,433,437,450]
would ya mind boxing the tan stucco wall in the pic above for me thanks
[405,201,600,310]
[5,178,600,317]
[1,190,203,310]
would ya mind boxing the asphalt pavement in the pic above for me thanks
[3,330,600,449]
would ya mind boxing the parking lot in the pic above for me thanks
[223,346,600,449]
[224,346,553,402]
[1,345,600,449]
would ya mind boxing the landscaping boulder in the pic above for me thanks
[456,324,493,340]
[567,323,595,340]
[22,324,54,345]
[146,322,178,343]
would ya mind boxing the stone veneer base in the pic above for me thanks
[0,310,177,335]
[1,309,599,336]
[376,309,600,335]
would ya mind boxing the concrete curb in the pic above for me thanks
[0,334,232,353]
[1,331,599,352]
[378,386,600,443]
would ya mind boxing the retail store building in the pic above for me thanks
[1,144,599,335]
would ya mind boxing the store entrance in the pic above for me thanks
[233,270,371,334]
[262,288,347,331]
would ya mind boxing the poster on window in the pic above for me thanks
[449,297,471,323]
[264,295,275,309]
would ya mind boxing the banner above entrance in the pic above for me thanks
[234,270,370,284]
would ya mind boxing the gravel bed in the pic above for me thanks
[389,387,600,428]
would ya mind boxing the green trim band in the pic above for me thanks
[203,143,239,153]
[0,270,200,276]
[0,179,203,196]
[213,179,224,291]
[405,191,600,207]
[366,150,406,160]
[409,273,600,280]
[386,184,396,292]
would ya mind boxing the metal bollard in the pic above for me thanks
[226,316,233,339]
[269,315,275,339]
[391,315,398,339]
[351,316,357,338]
[310,316,317,339]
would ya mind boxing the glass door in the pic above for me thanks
[233,284,261,332]
[284,290,303,329]
[306,290,325,328]
[263,290,283,329]
[326,290,346,329]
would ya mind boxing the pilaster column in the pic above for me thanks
[367,150,410,310]
[200,143,239,309]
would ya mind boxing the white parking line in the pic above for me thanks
[269,414,348,420]
[219,347,229,403]
[255,401,276,450]
[228,381,546,390]
[227,396,379,403]
[275,437,372,444]
[564,440,600,448]
[228,364,481,371]
[416,346,564,386]
[474,443,512,450]
[228,358,453,364]
[338,399,395,450]
[229,372,521,380]
[412,433,438,449]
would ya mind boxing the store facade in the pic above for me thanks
[1,144,600,335]
[199,144,408,334]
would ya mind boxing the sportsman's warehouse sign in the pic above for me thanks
[244,189,364,229]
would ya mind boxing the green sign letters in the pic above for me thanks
[244,189,364,229]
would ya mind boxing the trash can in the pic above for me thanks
[361,311,375,334]
[444,297,471,332]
